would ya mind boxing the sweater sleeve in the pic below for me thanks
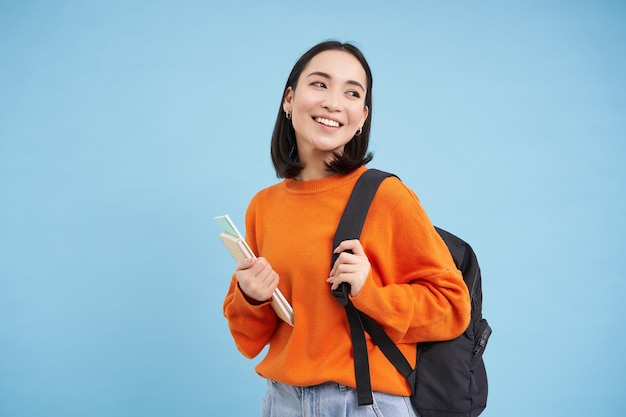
[222,195,278,358]
[222,277,278,358]
[350,177,471,344]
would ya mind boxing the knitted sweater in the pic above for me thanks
[223,166,470,396]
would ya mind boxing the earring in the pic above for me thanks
[286,112,292,120]
[355,127,362,136]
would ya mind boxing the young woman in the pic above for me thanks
[223,40,470,417]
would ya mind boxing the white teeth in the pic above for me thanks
[315,117,340,127]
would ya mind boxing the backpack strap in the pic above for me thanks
[332,169,416,405]
[331,169,394,301]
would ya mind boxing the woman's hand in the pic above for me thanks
[235,257,279,303]
[327,239,371,297]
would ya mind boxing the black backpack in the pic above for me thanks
[331,169,492,417]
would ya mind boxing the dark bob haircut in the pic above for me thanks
[270,40,374,179]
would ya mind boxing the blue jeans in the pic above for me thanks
[261,380,420,417]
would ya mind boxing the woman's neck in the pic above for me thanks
[295,148,338,181]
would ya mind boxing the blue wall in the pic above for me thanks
[1,1,624,416]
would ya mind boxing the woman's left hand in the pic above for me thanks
[327,239,371,297]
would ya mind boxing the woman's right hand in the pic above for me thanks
[235,257,279,303]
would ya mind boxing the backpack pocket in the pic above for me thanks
[413,318,492,417]
[472,318,492,358]
[469,318,491,416]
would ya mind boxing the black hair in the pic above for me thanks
[270,40,374,178]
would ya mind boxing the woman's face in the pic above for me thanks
[283,49,369,163]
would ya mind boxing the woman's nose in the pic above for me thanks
[322,89,341,111]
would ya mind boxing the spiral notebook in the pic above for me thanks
[214,214,294,326]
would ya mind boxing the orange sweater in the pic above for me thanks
[223,166,470,396]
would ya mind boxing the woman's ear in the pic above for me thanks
[361,105,369,126]
[282,87,294,114]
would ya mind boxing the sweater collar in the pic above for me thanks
[283,166,368,194]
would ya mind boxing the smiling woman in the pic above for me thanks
[271,41,375,179]
[222,40,470,417]
[281,50,370,181]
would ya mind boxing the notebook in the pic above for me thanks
[215,214,294,326]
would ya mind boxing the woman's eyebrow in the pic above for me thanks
[306,71,365,92]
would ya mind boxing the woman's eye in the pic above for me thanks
[347,91,361,98]
[312,81,326,88]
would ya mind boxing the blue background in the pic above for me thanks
[1,1,624,416]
